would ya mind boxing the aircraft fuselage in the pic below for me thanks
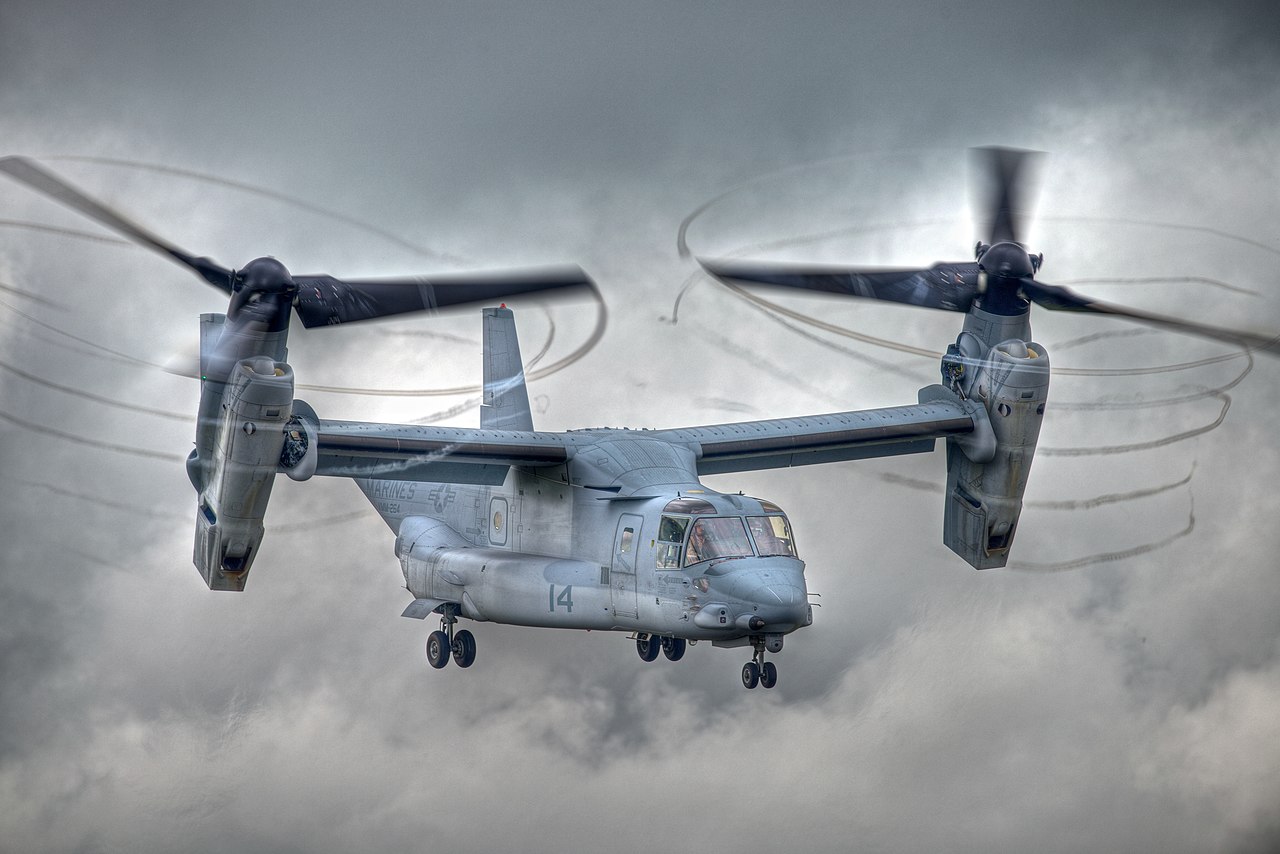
[363,459,812,646]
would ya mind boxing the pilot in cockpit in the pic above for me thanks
[747,516,781,554]
[686,523,709,564]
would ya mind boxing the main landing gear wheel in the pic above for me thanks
[760,661,778,689]
[426,630,450,669]
[426,606,474,671]
[661,636,686,662]
[452,629,477,668]
[636,634,660,662]
[742,661,760,689]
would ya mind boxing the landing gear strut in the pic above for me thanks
[425,605,477,670]
[742,636,778,690]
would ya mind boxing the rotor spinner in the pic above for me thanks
[974,241,1044,317]
[228,256,297,329]
[236,256,295,294]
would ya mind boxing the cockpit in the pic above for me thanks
[654,496,798,569]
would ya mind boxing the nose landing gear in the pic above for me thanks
[742,636,779,689]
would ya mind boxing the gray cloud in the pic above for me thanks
[2,2,1280,853]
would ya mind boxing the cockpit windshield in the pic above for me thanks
[747,515,797,558]
[655,505,799,569]
[685,516,754,565]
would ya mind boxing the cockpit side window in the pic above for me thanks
[658,515,689,542]
[747,515,798,558]
[655,515,689,569]
[685,517,754,565]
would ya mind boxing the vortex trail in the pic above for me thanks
[1040,394,1231,457]
[0,405,185,462]
[42,155,471,266]
[17,478,380,533]
[0,355,191,422]
[1008,502,1196,572]
[874,464,1195,510]
[1,289,603,399]
[3,156,607,397]
[669,155,1270,572]
[674,162,1275,380]
[672,158,1270,471]
[0,279,66,309]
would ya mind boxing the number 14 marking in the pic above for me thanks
[549,584,574,613]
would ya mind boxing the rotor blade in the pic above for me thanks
[1021,278,1280,355]
[0,156,234,293]
[291,265,596,328]
[699,257,982,312]
[972,147,1042,245]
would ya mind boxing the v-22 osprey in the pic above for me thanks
[8,151,1269,689]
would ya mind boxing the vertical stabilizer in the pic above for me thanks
[481,306,534,432]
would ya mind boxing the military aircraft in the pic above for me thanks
[3,151,1276,690]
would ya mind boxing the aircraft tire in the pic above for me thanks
[741,661,760,689]
[661,636,686,662]
[452,629,477,668]
[426,630,450,669]
[760,661,778,689]
[636,634,660,662]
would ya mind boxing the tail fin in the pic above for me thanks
[481,306,534,432]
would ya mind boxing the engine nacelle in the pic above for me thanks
[937,338,1049,569]
[193,357,294,590]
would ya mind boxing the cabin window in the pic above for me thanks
[747,515,798,558]
[490,497,509,546]
[620,527,634,553]
[685,517,754,565]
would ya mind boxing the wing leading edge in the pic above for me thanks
[651,395,976,475]
[311,420,570,484]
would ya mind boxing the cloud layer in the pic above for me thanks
[2,2,1279,852]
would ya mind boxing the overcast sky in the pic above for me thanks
[2,2,1280,852]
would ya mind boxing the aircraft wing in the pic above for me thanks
[301,390,977,484]
[311,419,570,484]
[650,396,976,475]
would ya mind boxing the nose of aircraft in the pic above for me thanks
[750,578,803,606]
[749,580,808,629]
[714,558,809,629]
